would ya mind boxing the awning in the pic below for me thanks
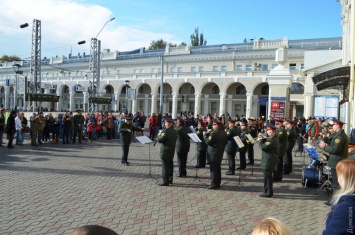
[312,66,350,100]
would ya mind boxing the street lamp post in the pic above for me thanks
[124,80,130,113]
[12,64,22,111]
[78,17,115,112]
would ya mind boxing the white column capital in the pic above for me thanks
[246,92,253,97]
[194,92,200,97]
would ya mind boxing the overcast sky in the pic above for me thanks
[0,0,342,60]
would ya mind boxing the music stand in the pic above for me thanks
[187,133,207,186]
[234,136,246,187]
[245,134,256,177]
[136,135,158,182]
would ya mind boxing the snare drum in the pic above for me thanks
[301,166,323,188]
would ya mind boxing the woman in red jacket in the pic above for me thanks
[149,113,158,140]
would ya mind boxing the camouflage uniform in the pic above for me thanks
[37,114,46,144]
[30,114,39,146]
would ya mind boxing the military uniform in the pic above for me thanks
[158,125,177,185]
[225,125,241,175]
[195,126,207,168]
[238,127,249,169]
[30,114,39,146]
[119,119,143,164]
[175,124,191,177]
[204,127,228,189]
[283,124,297,174]
[323,129,349,189]
[273,124,288,181]
[37,114,46,144]
[247,123,258,164]
[259,133,279,197]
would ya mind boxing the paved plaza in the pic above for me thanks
[0,134,331,235]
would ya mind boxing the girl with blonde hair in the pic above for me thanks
[323,158,355,235]
[251,217,292,235]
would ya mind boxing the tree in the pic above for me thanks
[190,27,207,46]
[0,55,21,62]
[148,39,167,50]
[148,40,188,50]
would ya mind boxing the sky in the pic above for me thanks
[0,0,343,60]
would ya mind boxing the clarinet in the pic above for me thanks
[153,127,166,146]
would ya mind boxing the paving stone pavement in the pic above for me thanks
[0,134,331,235]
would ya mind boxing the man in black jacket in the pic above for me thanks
[6,110,16,149]
[204,119,228,189]
[119,116,145,166]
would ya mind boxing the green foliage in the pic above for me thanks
[190,27,207,46]
[0,55,21,62]
[148,39,167,50]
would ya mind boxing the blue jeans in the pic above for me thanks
[16,130,22,144]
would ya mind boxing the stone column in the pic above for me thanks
[171,92,178,119]
[69,90,75,112]
[253,94,259,117]
[227,95,233,116]
[203,94,209,115]
[4,88,10,110]
[246,92,253,118]
[194,92,201,115]
[304,93,314,118]
[144,94,149,115]
[219,92,226,115]
[132,97,138,114]
[114,92,119,112]
[57,90,62,111]
[83,92,88,112]
[151,92,157,114]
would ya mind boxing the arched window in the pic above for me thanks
[290,83,304,94]
[64,86,69,93]
[261,85,269,95]
[211,85,219,94]
[178,87,182,94]
[190,86,195,94]
[105,86,112,94]
[138,86,144,93]
[236,85,246,95]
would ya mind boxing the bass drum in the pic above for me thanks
[301,166,323,188]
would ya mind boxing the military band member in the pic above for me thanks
[225,119,241,175]
[237,119,249,169]
[273,119,288,181]
[283,119,297,174]
[258,123,279,197]
[119,116,145,166]
[157,117,177,186]
[195,120,207,168]
[176,117,191,177]
[319,118,349,190]
[247,117,258,165]
[203,119,228,189]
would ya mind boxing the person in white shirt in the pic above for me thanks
[15,112,23,145]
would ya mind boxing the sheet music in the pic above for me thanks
[246,133,254,141]
[136,135,154,144]
[189,126,196,133]
[233,136,245,148]
[188,133,202,143]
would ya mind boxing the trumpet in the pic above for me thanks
[247,134,267,144]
